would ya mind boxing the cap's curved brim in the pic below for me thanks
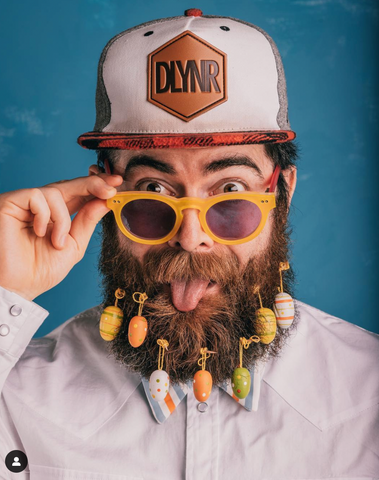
[77,130,296,150]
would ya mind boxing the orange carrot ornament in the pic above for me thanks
[128,292,149,348]
[149,339,170,402]
[273,262,295,329]
[193,348,216,402]
[232,336,260,399]
[254,286,277,344]
[99,288,126,341]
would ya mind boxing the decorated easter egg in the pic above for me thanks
[273,292,294,329]
[128,315,148,347]
[232,367,251,399]
[255,307,277,344]
[99,306,123,341]
[149,369,170,402]
[193,370,213,402]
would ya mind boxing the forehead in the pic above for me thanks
[114,144,273,175]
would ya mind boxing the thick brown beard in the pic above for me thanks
[97,200,298,385]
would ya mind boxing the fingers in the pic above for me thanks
[39,187,72,249]
[28,188,51,237]
[47,173,123,216]
[69,197,111,259]
[0,173,123,252]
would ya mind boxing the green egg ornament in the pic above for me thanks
[232,367,251,399]
[255,307,277,344]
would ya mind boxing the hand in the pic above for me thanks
[0,172,123,301]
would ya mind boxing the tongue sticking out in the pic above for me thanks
[170,279,210,312]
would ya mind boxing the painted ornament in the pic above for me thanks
[273,262,295,329]
[232,367,251,399]
[231,336,259,399]
[254,286,277,344]
[128,292,148,348]
[149,339,170,402]
[256,308,277,344]
[193,348,216,402]
[99,288,126,341]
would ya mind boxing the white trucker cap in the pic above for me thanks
[78,8,295,150]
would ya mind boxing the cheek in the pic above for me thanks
[116,230,157,263]
[228,213,274,267]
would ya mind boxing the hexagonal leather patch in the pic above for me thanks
[148,31,227,122]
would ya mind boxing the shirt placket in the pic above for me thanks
[185,384,219,480]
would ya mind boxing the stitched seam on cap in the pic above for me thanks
[101,128,288,133]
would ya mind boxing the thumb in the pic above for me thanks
[69,198,111,255]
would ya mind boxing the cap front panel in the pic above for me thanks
[148,31,227,121]
[101,16,281,134]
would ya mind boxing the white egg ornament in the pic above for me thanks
[273,292,294,329]
[149,369,170,402]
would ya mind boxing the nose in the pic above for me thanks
[167,208,214,252]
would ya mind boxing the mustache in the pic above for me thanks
[142,248,241,287]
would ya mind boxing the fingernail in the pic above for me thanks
[105,184,115,191]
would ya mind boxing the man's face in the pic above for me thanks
[89,144,297,384]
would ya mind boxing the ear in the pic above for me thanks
[88,164,101,176]
[281,166,297,206]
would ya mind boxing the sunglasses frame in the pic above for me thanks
[106,190,276,245]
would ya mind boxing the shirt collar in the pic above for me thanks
[141,362,265,424]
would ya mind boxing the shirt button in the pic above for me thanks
[10,305,22,316]
[197,402,208,413]
[0,324,10,336]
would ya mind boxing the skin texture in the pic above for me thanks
[89,144,298,384]
[89,144,296,273]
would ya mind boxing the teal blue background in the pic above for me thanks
[0,0,377,336]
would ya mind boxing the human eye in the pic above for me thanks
[212,180,248,195]
[135,179,174,195]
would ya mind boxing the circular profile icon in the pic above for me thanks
[5,450,28,473]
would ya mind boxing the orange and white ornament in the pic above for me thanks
[128,292,148,348]
[193,348,216,402]
[149,339,170,402]
[99,288,126,341]
[273,262,295,329]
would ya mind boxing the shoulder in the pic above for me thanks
[5,302,139,393]
[263,299,379,431]
[3,304,141,439]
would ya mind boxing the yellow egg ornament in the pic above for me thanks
[99,288,126,341]
[253,286,277,344]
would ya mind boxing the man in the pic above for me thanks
[0,9,378,479]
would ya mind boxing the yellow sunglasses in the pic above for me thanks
[106,190,276,245]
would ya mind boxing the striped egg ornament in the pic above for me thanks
[273,292,294,329]
[99,306,123,341]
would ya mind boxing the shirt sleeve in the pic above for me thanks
[0,285,49,392]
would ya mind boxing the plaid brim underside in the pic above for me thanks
[77,130,296,150]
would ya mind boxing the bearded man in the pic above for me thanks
[0,9,378,480]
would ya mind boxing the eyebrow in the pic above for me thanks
[121,155,176,178]
[119,154,264,180]
[203,155,264,179]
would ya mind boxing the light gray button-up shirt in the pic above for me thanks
[0,285,378,480]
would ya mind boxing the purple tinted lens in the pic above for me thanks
[121,199,176,240]
[206,199,262,240]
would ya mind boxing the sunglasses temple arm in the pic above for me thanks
[104,158,112,175]
[269,165,281,192]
